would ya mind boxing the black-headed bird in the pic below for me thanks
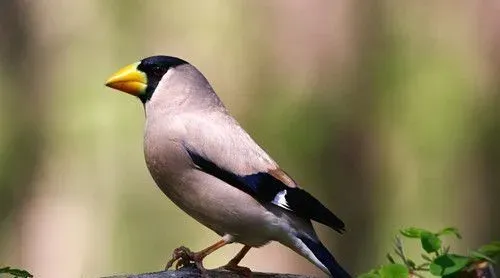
[105,56,351,278]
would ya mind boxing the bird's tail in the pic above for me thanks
[294,234,351,278]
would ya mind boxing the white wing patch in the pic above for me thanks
[272,189,291,210]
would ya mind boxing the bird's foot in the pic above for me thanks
[222,263,252,277]
[165,246,205,272]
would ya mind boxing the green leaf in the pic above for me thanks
[429,254,470,276]
[421,231,442,253]
[470,251,496,264]
[437,227,462,239]
[400,227,430,238]
[476,241,500,259]
[379,264,409,278]
[0,267,11,273]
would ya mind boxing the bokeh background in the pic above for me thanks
[0,1,499,277]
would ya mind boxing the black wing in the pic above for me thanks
[187,149,345,233]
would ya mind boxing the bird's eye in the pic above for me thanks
[152,66,164,76]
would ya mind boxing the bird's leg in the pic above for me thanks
[222,245,252,277]
[165,240,228,272]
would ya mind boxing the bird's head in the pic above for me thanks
[105,55,188,103]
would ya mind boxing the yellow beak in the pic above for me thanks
[105,62,147,95]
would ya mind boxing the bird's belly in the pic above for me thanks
[144,136,284,246]
[157,169,279,247]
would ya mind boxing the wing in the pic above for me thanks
[181,114,345,233]
[186,149,345,233]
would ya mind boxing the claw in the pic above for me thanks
[166,246,198,270]
[165,246,207,275]
[165,240,228,276]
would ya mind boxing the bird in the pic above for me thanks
[105,55,351,278]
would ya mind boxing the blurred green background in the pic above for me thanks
[0,1,499,277]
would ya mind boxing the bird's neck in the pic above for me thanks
[145,71,226,116]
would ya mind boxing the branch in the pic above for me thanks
[103,266,312,278]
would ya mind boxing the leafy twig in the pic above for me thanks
[358,227,499,278]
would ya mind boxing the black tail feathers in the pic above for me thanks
[286,188,345,233]
[298,235,351,278]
